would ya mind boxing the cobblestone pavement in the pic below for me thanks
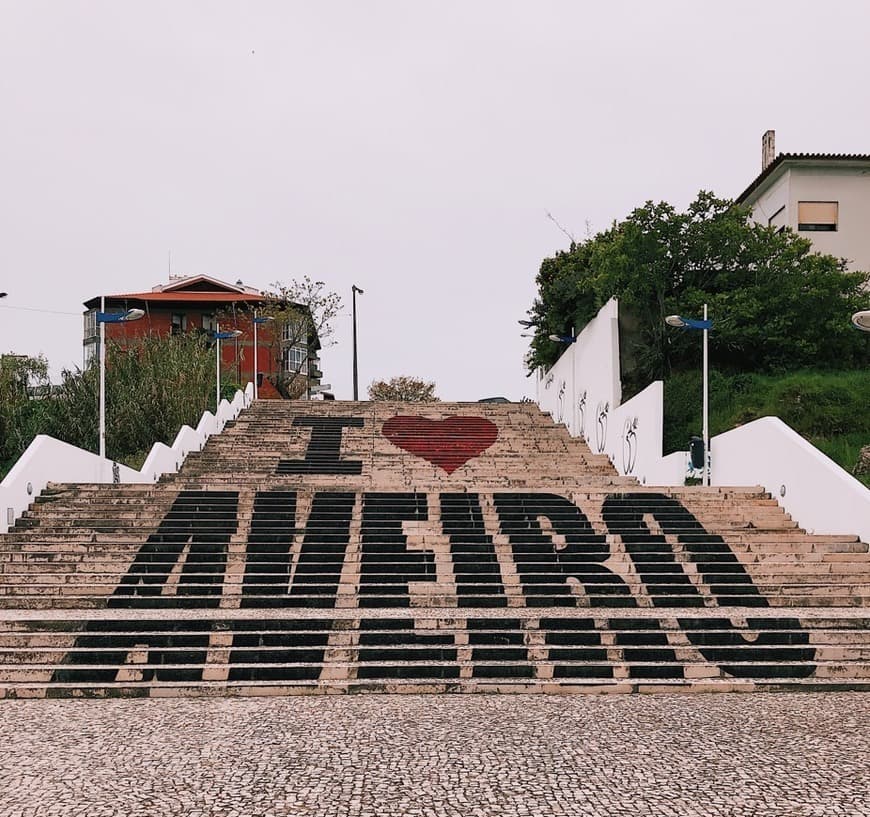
[1,693,868,816]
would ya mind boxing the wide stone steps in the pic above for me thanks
[1,609,869,697]
[176,402,620,483]
[0,501,818,534]
[0,399,867,696]
[1,593,859,607]
[1,559,867,607]
[2,521,867,606]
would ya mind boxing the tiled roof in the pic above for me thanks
[736,153,870,204]
[114,292,264,303]
[83,291,266,309]
[159,274,259,295]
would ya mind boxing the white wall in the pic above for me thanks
[536,299,869,544]
[746,172,789,229]
[789,167,870,274]
[712,417,870,544]
[0,383,254,534]
[537,297,621,441]
[537,299,682,484]
[603,381,687,486]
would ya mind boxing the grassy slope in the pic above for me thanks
[664,369,870,487]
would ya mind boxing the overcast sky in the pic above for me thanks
[2,1,868,401]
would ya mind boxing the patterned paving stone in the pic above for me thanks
[0,693,868,816]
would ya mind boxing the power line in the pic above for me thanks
[0,304,80,318]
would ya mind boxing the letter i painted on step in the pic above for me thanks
[277,417,364,475]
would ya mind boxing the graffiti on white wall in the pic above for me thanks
[595,401,609,454]
[576,390,587,440]
[622,417,638,475]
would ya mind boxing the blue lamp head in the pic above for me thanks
[665,314,712,331]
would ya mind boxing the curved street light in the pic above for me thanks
[665,304,713,486]
[852,310,870,332]
[97,303,145,461]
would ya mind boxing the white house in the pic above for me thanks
[736,130,870,276]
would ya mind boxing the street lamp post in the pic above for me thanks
[665,305,713,486]
[352,285,364,400]
[96,298,145,460]
[213,323,243,412]
[252,311,274,400]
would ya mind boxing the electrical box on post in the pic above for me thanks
[690,436,705,470]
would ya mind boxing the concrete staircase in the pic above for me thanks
[1,400,868,697]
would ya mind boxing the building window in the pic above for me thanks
[282,345,308,372]
[282,318,307,343]
[202,313,217,333]
[171,313,188,335]
[83,309,98,340]
[84,342,98,368]
[798,201,838,232]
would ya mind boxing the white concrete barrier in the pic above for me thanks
[0,382,254,533]
[536,299,869,542]
[712,416,870,544]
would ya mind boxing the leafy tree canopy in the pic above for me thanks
[1,333,227,476]
[0,353,51,468]
[221,276,341,399]
[368,376,439,402]
[49,332,219,460]
[526,191,870,394]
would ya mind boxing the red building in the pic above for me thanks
[83,275,322,399]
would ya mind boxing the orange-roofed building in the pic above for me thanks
[82,275,323,399]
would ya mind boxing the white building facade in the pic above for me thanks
[737,131,870,275]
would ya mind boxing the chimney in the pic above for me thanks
[762,129,776,171]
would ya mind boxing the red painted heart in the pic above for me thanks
[382,416,499,475]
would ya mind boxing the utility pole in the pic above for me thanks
[352,285,364,400]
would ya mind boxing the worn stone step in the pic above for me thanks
[3,677,870,700]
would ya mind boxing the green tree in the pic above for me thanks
[230,277,341,399]
[0,333,228,477]
[0,353,51,471]
[50,332,220,463]
[368,376,439,402]
[527,191,870,394]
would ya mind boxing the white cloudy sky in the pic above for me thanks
[1,1,868,400]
